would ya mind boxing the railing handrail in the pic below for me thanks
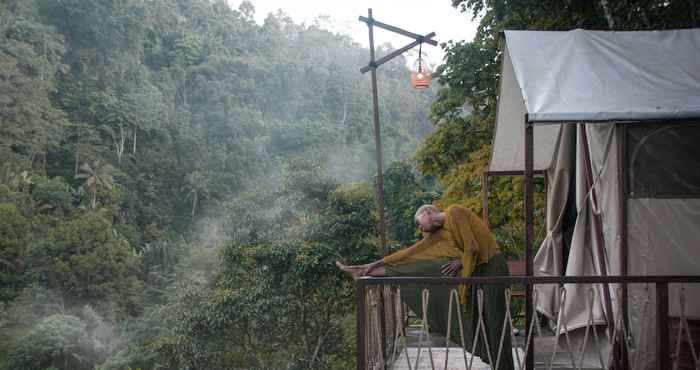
[356,274,700,286]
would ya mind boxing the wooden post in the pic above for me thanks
[357,280,367,370]
[524,116,535,370]
[656,282,670,368]
[482,170,489,227]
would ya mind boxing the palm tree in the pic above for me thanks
[75,160,115,210]
[16,171,33,194]
[182,170,209,217]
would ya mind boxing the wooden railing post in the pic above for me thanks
[656,282,670,369]
[357,279,367,370]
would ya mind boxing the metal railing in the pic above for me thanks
[356,275,700,370]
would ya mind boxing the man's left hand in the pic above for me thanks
[441,259,462,276]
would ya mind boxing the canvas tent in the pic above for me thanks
[489,28,700,369]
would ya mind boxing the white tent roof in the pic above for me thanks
[490,28,700,172]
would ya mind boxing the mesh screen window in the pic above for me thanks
[626,122,700,198]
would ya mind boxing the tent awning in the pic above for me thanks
[489,28,700,172]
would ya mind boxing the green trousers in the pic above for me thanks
[386,254,514,370]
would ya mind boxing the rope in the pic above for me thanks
[577,287,606,370]
[673,285,699,370]
[606,288,633,367]
[581,126,614,216]
[522,289,544,365]
[468,289,494,370]
[444,288,469,370]
[496,288,520,370]
[414,289,436,370]
[390,288,412,370]
[632,284,651,369]
[549,286,577,370]
[369,289,385,368]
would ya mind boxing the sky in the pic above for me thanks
[227,0,480,65]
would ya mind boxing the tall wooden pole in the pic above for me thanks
[366,8,387,253]
[366,10,388,369]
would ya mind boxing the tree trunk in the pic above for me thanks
[690,0,697,27]
[310,327,333,366]
[116,124,125,165]
[74,133,80,176]
[191,191,197,217]
[91,188,97,210]
[599,0,615,29]
[133,125,137,154]
[340,94,348,126]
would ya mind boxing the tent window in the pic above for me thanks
[626,122,700,198]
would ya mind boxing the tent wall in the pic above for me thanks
[489,28,700,367]
[624,122,700,369]
[489,45,560,172]
[534,124,613,330]
[533,122,700,369]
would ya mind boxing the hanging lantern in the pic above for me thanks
[410,45,432,89]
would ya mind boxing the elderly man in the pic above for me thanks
[337,204,513,370]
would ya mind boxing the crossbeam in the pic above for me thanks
[358,16,438,45]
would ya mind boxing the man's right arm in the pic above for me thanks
[381,232,441,265]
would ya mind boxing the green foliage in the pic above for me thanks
[0,203,29,303]
[211,179,379,369]
[75,160,115,210]
[383,161,439,247]
[26,215,143,316]
[0,3,68,161]
[31,176,75,214]
[414,117,487,178]
[6,314,92,370]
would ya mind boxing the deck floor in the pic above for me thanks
[385,327,604,370]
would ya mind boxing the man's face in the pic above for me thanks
[416,211,439,233]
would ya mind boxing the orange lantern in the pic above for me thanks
[410,46,432,89]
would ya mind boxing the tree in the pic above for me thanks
[6,314,93,370]
[0,203,29,303]
[182,170,210,218]
[25,215,143,315]
[0,4,68,165]
[75,160,115,210]
[383,161,439,247]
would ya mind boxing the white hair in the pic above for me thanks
[414,204,439,223]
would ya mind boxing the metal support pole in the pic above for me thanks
[656,282,670,368]
[357,280,367,370]
[366,8,387,254]
[617,124,630,369]
[524,116,535,370]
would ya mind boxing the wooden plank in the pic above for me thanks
[358,16,438,45]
